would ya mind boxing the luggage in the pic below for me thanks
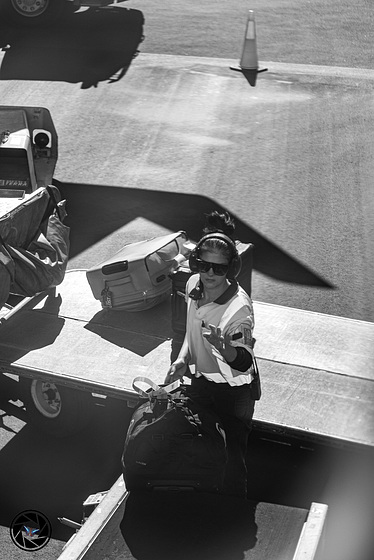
[122,378,227,492]
[0,185,70,308]
[171,241,254,337]
[86,231,193,312]
[0,186,52,248]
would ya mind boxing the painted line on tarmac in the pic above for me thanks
[133,53,374,81]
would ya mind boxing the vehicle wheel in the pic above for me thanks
[4,0,66,26]
[20,378,94,437]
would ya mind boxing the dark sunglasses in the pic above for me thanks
[195,258,229,276]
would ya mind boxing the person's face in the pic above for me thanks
[198,249,229,291]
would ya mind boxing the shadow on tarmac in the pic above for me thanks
[0,6,144,88]
[121,491,258,560]
[0,291,65,363]
[57,180,334,288]
[0,390,132,543]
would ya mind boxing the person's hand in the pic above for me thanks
[202,324,230,352]
[203,324,236,362]
[164,358,188,384]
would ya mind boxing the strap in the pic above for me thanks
[250,354,262,400]
[46,185,63,221]
[132,377,160,398]
[163,379,183,394]
[0,234,14,277]
[132,377,183,399]
[253,354,260,379]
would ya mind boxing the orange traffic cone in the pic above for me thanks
[230,10,267,86]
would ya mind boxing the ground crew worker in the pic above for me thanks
[165,212,256,498]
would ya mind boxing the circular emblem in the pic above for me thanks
[10,510,51,551]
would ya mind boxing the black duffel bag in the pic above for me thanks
[122,378,227,493]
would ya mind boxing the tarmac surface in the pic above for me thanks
[1,47,373,322]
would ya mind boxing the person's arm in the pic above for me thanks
[203,325,253,372]
[225,346,253,371]
[164,334,190,383]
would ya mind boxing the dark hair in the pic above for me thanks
[202,211,235,239]
[200,211,236,261]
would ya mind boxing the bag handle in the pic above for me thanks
[132,376,182,399]
[132,377,159,398]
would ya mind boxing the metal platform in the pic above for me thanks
[0,269,373,450]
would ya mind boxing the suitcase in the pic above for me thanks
[171,241,254,336]
[0,186,54,248]
[0,185,67,308]
[122,378,227,492]
[86,231,193,312]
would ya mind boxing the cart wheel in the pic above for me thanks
[4,0,66,26]
[20,378,94,437]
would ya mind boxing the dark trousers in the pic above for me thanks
[188,376,255,498]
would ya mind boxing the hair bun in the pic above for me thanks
[203,211,235,239]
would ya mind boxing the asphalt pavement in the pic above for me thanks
[1,3,373,322]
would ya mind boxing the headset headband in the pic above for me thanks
[189,232,241,279]
[196,232,237,258]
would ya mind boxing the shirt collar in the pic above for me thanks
[189,279,238,304]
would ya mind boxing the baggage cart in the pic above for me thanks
[1,267,373,447]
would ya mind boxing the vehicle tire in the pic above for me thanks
[4,0,66,26]
[20,378,94,437]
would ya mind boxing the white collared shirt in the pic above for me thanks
[186,275,255,386]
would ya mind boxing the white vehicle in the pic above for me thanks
[1,0,128,26]
[0,105,57,192]
[0,105,70,433]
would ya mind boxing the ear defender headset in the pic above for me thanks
[189,232,241,279]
